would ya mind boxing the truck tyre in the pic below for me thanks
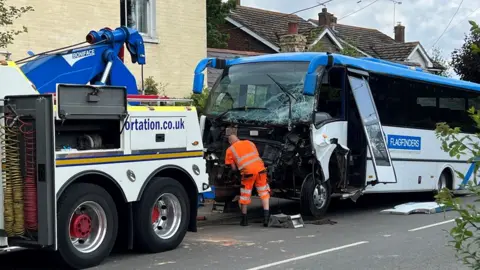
[57,182,118,269]
[133,177,190,253]
[301,173,331,219]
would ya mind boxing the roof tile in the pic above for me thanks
[226,6,444,70]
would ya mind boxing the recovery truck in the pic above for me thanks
[0,26,210,269]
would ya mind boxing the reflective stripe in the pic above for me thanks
[229,145,241,160]
[240,188,251,194]
[256,185,269,191]
[238,151,256,162]
[238,157,261,170]
[240,196,251,201]
[257,191,269,196]
[229,141,261,171]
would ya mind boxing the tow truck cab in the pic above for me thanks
[192,52,400,218]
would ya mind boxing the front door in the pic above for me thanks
[346,69,397,184]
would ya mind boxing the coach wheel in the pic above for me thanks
[438,173,448,191]
[133,177,190,253]
[301,173,331,219]
[435,172,451,196]
[57,183,118,269]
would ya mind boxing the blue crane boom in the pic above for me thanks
[18,26,146,96]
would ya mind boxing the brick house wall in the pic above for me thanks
[6,0,206,98]
[219,22,275,54]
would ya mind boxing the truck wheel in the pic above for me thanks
[57,183,118,269]
[301,174,331,219]
[133,177,190,253]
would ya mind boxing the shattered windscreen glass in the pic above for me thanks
[204,61,317,125]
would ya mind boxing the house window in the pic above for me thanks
[120,0,156,40]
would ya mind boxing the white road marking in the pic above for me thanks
[244,241,369,270]
[408,219,456,232]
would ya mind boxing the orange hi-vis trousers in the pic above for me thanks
[239,169,270,205]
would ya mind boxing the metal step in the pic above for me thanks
[268,213,304,229]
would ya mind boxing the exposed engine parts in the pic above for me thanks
[203,120,315,201]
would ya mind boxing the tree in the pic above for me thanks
[0,0,34,48]
[139,76,168,96]
[186,87,210,117]
[450,20,480,83]
[435,107,480,269]
[207,0,237,48]
[431,46,451,77]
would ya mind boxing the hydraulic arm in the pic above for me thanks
[18,26,146,95]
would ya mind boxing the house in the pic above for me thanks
[206,48,265,88]
[5,0,206,98]
[213,1,444,76]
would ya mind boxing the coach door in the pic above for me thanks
[346,68,397,184]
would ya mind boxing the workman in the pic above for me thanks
[225,134,270,227]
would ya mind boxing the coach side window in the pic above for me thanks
[369,74,437,130]
[437,86,476,133]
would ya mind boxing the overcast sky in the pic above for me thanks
[237,0,479,77]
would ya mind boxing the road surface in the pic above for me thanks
[0,193,475,270]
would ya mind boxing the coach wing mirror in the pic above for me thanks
[314,112,332,126]
[193,58,228,94]
[303,73,317,96]
[193,73,204,94]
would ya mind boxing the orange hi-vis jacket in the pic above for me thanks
[225,140,265,175]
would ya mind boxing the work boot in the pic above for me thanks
[240,214,248,226]
[263,210,270,227]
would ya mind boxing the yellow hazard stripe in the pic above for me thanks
[56,150,203,167]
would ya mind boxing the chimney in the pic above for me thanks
[235,0,241,6]
[279,21,307,52]
[394,22,405,42]
[318,8,337,27]
[288,21,299,34]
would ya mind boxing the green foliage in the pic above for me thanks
[435,107,480,269]
[470,21,480,54]
[185,87,209,116]
[136,76,209,117]
[451,20,480,83]
[339,45,360,57]
[0,0,34,48]
[139,76,168,96]
[207,0,237,48]
[430,46,451,77]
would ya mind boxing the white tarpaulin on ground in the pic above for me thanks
[380,202,452,215]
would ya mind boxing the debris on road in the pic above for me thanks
[304,218,337,225]
[268,213,304,228]
[380,202,452,215]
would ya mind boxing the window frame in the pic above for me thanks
[369,73,480,134]
[121,0,158,43]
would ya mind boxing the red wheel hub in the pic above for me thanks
[70,214,92,238]
[152,206,160,223]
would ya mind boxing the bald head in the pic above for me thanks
[228,134,239,145]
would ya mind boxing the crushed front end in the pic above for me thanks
[199,60,318,203]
